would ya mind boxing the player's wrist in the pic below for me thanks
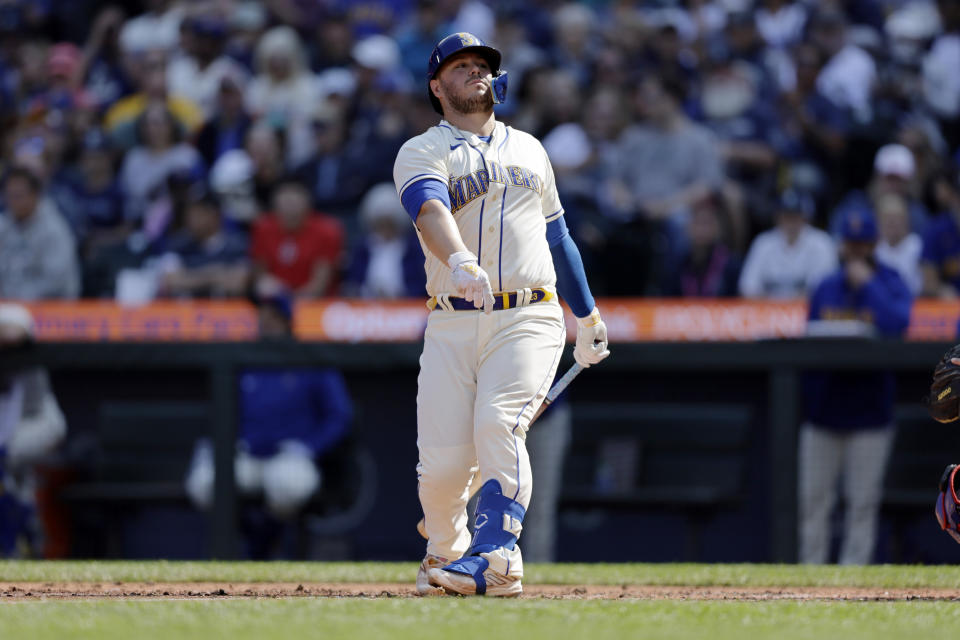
[448,251,478,270]
[576,307,602,328]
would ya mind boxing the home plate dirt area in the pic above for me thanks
[2,582,959,601]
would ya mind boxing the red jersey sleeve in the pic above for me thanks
[250,216,273,264]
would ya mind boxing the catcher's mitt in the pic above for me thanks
[936,464,960,544]
[926,345,960,423]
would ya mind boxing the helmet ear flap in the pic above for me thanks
[491,71,508,104]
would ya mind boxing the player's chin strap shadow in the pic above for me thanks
[440,479,524,595]
[491,71,508,105]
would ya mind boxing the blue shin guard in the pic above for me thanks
[441,479,525,595]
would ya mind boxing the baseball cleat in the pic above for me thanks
[428,566,522,597]
[416,554,449,596]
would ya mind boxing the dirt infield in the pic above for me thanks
[2,582,959,601]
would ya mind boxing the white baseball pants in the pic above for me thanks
[798,422,895,565]
[417,301,565,568]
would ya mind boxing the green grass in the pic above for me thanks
[3,560,960,588]
[2,598,959,640]
[3,562,960,640]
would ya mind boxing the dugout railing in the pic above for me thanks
[0,338,950,562]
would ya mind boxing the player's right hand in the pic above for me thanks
[449,251,495,314]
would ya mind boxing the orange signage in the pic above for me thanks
[295,299,429,342]
[907,299,960,341]
[21,300,257,341]
[7,298,960,342]
[590,299,808,342]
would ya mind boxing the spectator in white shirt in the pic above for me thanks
[756,0,808,49]
[923,2,960,122]
[244,25,320,132]
[739,189,837,298]
[810,8,876,124]
[119,102,205,224]
[167,16,249,119]
[875,193,922,295]
[118,0,184,55]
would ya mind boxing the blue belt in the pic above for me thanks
[428,287,553,311]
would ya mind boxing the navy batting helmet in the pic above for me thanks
[426,32,507,114]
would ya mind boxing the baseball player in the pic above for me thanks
[393,32,609,596]
[927,335,960,545]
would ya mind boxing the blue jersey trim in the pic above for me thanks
[477,199,485,264]
[544,207,564,223]
[401,178,450,221]
[495,134,509,291]
[498,201,504,291]
[399,172,440,195]
[547,217,595,318]
[438,124,468,142]
[461,143,489,261]
[497,178,508,291]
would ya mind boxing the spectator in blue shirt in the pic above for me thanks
[660,192,742,297]
[156,192,249,298]
[799,207,912,565]
[50,129,127,263]
[193,73,253,171]
[343,182,425,299]
[776,42,851,205]
[920,167,960,298]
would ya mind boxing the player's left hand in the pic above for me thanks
[574,307,610,367]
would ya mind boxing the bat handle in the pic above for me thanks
[545,362,583,405]
[531,362,584,424]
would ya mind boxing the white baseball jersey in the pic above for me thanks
[394,119,563,296]
[394,117,567,577]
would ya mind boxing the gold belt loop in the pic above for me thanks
[501,292,510,309]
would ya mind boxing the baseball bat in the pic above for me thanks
[529,361,584,426]
[416,361,585,540]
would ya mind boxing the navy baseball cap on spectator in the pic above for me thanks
[777,189,816,218]
[189,16,227,39]
[726,10,754,29]
[839,208,878,242]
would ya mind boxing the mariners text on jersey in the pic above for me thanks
[448,162,544,213]
[394,119,563,296]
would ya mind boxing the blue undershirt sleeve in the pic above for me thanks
[546,216,595,318]
[400,178,450,221]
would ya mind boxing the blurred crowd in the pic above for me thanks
[0,0,958,303]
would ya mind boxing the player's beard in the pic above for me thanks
[441,78,494,114]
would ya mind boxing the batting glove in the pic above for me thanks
[574,307,610,367]
[449,251,495,314]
